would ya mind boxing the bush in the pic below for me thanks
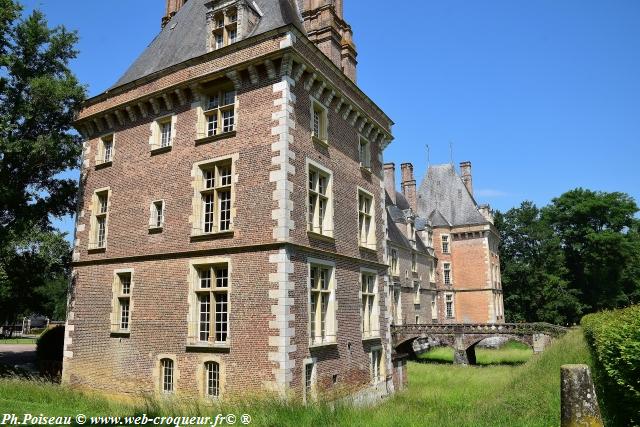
[582,305,640,426]
[35,325,64,379]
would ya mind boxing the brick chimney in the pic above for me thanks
[299,0,358,82]
[400,163,417,212]
[162,0,188,28]
[384,163,396,205]
[460,161,473,196]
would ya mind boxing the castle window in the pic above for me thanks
[443,262,452,285]
[358,189,375,249]
[411,252,417,273]
[193,265,229,344]
[309,262,336,346]
[389,248,399,276]
[307,163,333,238]
[445,293,455,319]
[441,235,450,254]
[150,115,176,152]
[97,134,114,166]
[111,271,133,333]
[310,97,328,143]
[358,136,371,169]
[161,358,174,394]
[431,294,438,320]
[392,285,402,325]
[205,361,220,398]
[361,271,378,339]
[370,348,383,384]
[201,88,236,138]
[303,360,316,403]
[210,8,238,50]
[429,260,435,282]
[192,158,234,236]
[415,315,420,324]
[89,189,110,250]
[149,200,165,230]
[413,280,420,304]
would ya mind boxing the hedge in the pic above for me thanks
[582,305,640,426]
[36,325,64,379]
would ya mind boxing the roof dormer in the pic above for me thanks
[206,0,262,52]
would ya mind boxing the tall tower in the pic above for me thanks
[299,0,358,82]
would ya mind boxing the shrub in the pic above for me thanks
[582,305,640,426]
[36,325,65,379]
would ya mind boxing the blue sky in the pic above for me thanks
[20,0,640,238]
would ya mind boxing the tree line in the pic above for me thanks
[495,189,640,325]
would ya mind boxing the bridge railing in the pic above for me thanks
[391,322,567,338]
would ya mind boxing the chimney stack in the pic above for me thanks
[384,163,396,205]
[460,161,473,196]
[162,0,188,28]
[400,163,417,212]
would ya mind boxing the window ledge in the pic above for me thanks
[362,335,381,342]
[312,136,329,148]
[95,161,112,170]
[186,343,230,353]
[110,330,130,337]
[359,245,377,253]
[307,230,335,243]
[360,165,372,174]
[148,226,164,234]
[87,246,106,254]
[190,230,234,242]
[195,131,236,145]
[309,341,338,349]
[150,145,172,156]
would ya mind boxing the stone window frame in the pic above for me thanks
[302,357,317,404]
[415,315,420,324]
[149,114,177,153]
[389,247,400,277]
[210,6,239,50]
[358,134,371,170]
[369,345,385,385]
[360,267,380,341]
[441,234,450,254]
[309,95,328,145]
[95,133,114,167]
[307,258,337,348]
[110,269,134,335]
[431,293,438,320]
[194,83,237,143]
[413,280,421,305]
[411,252,418,273]
[443,262,452,286]
[154,354,179,395]
[445,292,455,319]
[195,354,226,399]
[357,187,376,250]
[306,159,334,240]
[190,154,238,238]
[186,257,232,350]
[149,200,166,231]
[88,187,111,251]
[428,259,436,283]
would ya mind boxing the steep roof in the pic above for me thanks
[113,0,304,88]
[417,164,488,227]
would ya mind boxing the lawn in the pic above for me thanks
[418,339,534,365]
[0,337,37,345]
[0,329,591,426]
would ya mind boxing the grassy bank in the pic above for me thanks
[0,338,37,345]
[0,329,591,426]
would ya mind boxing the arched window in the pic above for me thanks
[161,358,174,393]
[205,361,220,397]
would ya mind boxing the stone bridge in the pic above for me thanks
[391,323,567,365]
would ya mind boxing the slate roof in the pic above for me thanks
[385,190,432,252]
[113,0,304,88]
[417,164,488,227]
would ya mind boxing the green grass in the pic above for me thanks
[418,340,534,365]
[0,329,591,426]
[0,337,37,345]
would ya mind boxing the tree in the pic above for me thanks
[0,0,85,329]
[495,202,583,324]
[542,189,640,313]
